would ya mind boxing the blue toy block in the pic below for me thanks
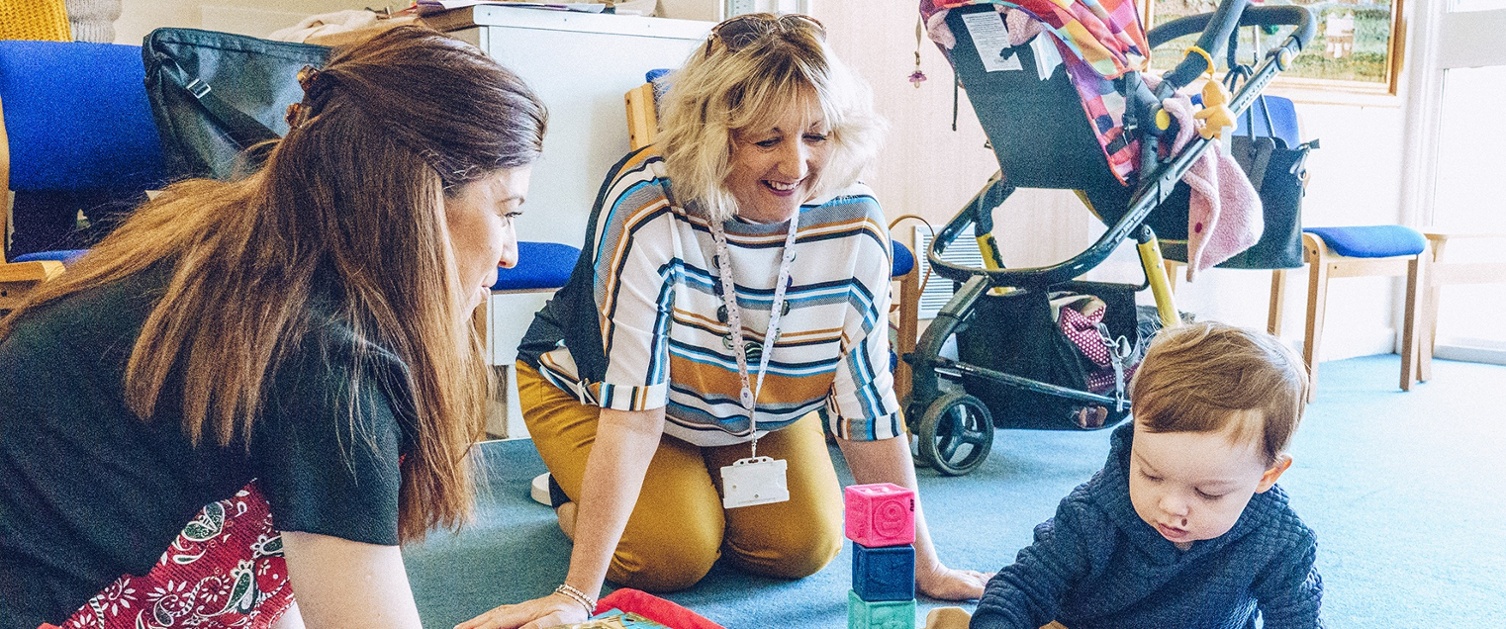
[852,542,915,601]
[848,590,915,629]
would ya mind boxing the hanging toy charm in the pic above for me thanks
[1184,45,1234,142]
[909,16,928,88]
[1194,79,1235,141]
[909,54,928,87]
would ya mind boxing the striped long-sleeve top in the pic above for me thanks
[517,149,902,447]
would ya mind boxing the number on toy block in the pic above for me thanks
[844,483,915,547]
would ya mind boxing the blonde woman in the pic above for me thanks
[464,14,989,629]
[0,27,545,629]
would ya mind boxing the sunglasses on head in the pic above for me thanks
[705,13,826,55]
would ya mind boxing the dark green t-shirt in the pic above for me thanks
[0,270,413,628]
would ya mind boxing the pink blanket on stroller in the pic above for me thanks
[1158,91,1263,279]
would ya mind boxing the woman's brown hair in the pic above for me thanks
[0,26,547,541]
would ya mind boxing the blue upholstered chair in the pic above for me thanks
[0,40,167,311]
[1295,225,1428,400]
[492,241,581,294]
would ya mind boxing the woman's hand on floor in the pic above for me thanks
[917,563,993,601]
[455,593,589,629]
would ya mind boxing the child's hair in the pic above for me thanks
[1130,321,1310,463]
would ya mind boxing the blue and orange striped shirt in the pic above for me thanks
[517,149,902,447]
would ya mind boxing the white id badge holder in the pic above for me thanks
[720,456,789,509]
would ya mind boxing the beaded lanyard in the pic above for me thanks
[709,212,799,459]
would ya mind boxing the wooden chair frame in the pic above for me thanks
[1297,231,1426,401]
[1417,231,1506,381]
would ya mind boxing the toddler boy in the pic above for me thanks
[972,321,1322,628]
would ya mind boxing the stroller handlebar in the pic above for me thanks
[922,0,1317,291]
[1157,0,1250,93]
[1144,4,1313,97]
[1149,6,1316,94]
[1147,5,1316,51]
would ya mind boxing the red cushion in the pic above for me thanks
[596,588,726,629]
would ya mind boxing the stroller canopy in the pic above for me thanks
[921,0,1153,183]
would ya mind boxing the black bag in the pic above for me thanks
[1151,93,1315,270]
[142,28,331,181]
[1215,97,1316,270]
[955,281,1155,430]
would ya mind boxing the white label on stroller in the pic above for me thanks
[961,12,1022,73]
[1030,32,1062,81]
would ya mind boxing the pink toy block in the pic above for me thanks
[844,483,915,547]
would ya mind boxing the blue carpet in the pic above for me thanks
[404,356,1506,628]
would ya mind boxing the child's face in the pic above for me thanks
[1128,412,1292,550]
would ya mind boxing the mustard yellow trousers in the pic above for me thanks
[517,362,845,592]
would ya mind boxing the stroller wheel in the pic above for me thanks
[918,392,994,476]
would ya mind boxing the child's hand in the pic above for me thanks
[917,563,993,601]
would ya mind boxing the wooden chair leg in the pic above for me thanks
[894,266,921,404]
[1400,254,1423,391]
[1418,236,1448,383]
[1268,268,1287,337]
[1303,237,1329,403]
[1419,280,1438,382]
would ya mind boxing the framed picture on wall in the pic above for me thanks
[1142,0,1404,95]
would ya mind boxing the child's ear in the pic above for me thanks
[1254,454,1293,493]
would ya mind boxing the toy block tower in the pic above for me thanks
[845,483,917,629]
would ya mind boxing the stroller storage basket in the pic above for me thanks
[955,282,1145,430]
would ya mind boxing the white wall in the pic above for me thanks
[115,0,360,43]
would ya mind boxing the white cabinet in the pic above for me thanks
[436,7,711,437]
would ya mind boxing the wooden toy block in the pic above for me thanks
[848,590,916,629]
[852,542,915,601]
[844,483,915,547]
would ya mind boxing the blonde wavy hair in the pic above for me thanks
[657,15,885,223]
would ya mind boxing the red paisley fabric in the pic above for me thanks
[44,481,293,629]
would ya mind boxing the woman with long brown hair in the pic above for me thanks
[0,26,545,628]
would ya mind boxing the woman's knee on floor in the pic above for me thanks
[725,507,843,579]
[607,524,722,592]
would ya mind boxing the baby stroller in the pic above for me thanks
[907,0,1316,475]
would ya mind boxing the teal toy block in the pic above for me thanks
[852,542,915,601]
[848,590,915,629]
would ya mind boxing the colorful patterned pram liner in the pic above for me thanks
[920,0,1151,184]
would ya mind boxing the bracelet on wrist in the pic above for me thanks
[553,583,596,616]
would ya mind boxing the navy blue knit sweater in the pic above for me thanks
[971,423,1323,629]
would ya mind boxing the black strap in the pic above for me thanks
[151,50,282,151]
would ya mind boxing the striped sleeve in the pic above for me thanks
[824,199,903,441]
[592,159,676,411]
